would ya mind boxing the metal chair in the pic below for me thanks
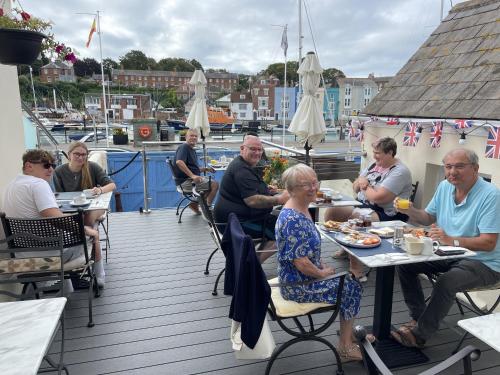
[97,211,111,263]
[223,213,347,375]
[0,232,69,374]
[1,210,99,327]
[410,181,419,202]
[166,158,198,223]
[354,325,480,375]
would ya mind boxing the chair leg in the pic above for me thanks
[456,297,465,315]
[212,268,225,296]
[99,216,110,264]
[205,247,219,275]
[178,202,191,223]
[176,196,189,215]
[265,336,344,375]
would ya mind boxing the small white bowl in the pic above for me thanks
[405,236,424,255]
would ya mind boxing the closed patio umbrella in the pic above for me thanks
[186,69,210,169]
[288,51,326,165]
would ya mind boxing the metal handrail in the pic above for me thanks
[22,102,60,148]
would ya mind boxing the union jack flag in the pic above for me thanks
[485,125,500,159]
[454,119,473,129]
[403,122,420,147]
[430,121,443,148]
[386,117,399,125]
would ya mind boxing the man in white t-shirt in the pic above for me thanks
[2,149,105,286]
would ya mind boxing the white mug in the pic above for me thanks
[422,237,439,255]
[75,193,86,204]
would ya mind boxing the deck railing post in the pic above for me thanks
[142,144,151,214]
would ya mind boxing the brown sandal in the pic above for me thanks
[390,326,424,349]
[338,343,363,362]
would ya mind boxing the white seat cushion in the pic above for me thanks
[268,277,332,318]
[456,288,500,313]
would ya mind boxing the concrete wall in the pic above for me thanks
[0,64,25,209]
[363,124,500,210]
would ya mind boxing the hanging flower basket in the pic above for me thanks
[0,28,45,65]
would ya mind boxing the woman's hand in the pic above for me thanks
[357,176,369,191]
[319,265,335,278]
[91,186,103,195]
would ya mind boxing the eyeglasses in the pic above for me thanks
[30,161,56,169]
[71,152,88,158]
[443,163,471,171]
[243,145,263,153]
[296,181,320,189]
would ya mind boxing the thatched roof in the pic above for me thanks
[363,0,500,120]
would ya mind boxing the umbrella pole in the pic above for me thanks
[304,140,311,166]
[201,130,207,175]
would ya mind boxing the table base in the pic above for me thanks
[374,337,429,369]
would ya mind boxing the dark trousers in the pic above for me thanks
[397,258,500,342]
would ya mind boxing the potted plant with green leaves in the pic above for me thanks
[112,127,129,145]
[0,1,76,65]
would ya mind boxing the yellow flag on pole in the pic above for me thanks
[86,18,96,48]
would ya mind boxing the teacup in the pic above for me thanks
[83,189,94,198]
[405,236,424,255]
[74,193,86,205]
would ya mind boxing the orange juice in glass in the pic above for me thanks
[397,198,410,210]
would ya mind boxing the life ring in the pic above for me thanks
[138,126,152,138]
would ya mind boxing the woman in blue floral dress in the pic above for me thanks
[276,164,364,361]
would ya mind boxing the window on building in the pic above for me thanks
[240,94,245,99]
[258,97,268,108]
[112,98,121,106]
[345,86,351,96]
[344,98,351,107]
[260,79,266,84]
[364,87,371,96]
[364,98,370,106]
[138,76,142,80]
[263,88,269,96]
[240,112,246,118]
[239,104,246,110]
[126,98,136,106]
[253,88,259,96]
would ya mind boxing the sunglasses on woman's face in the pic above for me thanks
[31,161,57,169]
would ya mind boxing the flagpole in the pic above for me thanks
[96,11,109,147]
[282,24,287,147]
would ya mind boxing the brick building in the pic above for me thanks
[40,61,76,83]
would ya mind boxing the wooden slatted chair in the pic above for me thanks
[223,213,347,375]
[1,210,99,327]
[354,325,480,375]
[0,232,69,375]
[166,158,198,223]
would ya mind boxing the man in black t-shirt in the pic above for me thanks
[174,129,218,212]
[214,135,289,259]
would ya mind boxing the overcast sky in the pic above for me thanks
[23,0,463,77]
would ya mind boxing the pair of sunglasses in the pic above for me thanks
[31,161,57,169]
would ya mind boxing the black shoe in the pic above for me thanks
[71,277,90,290]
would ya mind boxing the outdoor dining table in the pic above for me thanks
[458,312,500,352]
[318,224,476,372]
[309,193,362,221]
[55,191,113,213]
[0,297,67,375]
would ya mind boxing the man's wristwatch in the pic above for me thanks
[453,239,460,247]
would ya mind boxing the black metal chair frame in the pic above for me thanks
[1,210,100,327]
[424,272,500,353]
[354,325,480,375]
[410,181,419,202]
[167,158,198,223]
[0,232,69,375]
[97,211,111,263]
[223,215,347,375]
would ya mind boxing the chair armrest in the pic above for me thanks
[354,325,392,375]
[419,345,480,375]
[268,271,348,288]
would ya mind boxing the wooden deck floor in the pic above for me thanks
[45,210,500,375]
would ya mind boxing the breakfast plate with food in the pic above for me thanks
[334,231,382,248]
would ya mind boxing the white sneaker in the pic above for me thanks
[96,276,105,289]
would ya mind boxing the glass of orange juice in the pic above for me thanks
[397,198,410,210]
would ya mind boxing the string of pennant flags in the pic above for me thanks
[346,117,500,160]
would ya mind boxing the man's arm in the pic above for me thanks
[40,207,64,217]
[244,191,289,209]
[395,202,436,226]
[176,159,203,183]
[428,228,497,252]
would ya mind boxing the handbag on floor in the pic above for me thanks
[230,318,276,359]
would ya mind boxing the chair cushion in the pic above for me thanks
[0,257,61,274]
[268,277,332,318]
[456,287,500,313]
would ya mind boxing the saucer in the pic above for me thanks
[70,199,90,207]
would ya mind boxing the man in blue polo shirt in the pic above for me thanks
[391,148,500,348]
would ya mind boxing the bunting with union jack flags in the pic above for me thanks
[430,121,443,148]
[454,119,473,129]
[403,122,420,147]
[485,125,500,159]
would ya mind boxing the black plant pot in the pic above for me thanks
[113,134,129,145]
[0,29,46,65]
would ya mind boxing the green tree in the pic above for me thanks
[119,50,149,70]
[237,74,250,90]
[74,58,101,77]
[157,57,199,72]
[322,68,345,87]
[103,58,119,80]
[263,61,299,85]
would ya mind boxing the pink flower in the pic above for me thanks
[64,52,77,64]
[55,44,64,53]
[0,9,4,17]
[20,11,30,21]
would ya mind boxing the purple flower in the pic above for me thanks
[64,52,77,64]
[55,45,64,53]
[20,11,30,21]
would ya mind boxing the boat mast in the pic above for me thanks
[298,0,303,103]
[283,24,287,147]
[97,10,109,147]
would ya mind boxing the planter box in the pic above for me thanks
[113,134,129,145]
[0,29,45,65]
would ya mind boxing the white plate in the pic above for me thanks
[70,200,90,207]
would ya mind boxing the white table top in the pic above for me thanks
[56,191,113,211]
[310,195,363,209]
[0,298,67,375]
[319,226,476,267]
[458,313,500,352]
